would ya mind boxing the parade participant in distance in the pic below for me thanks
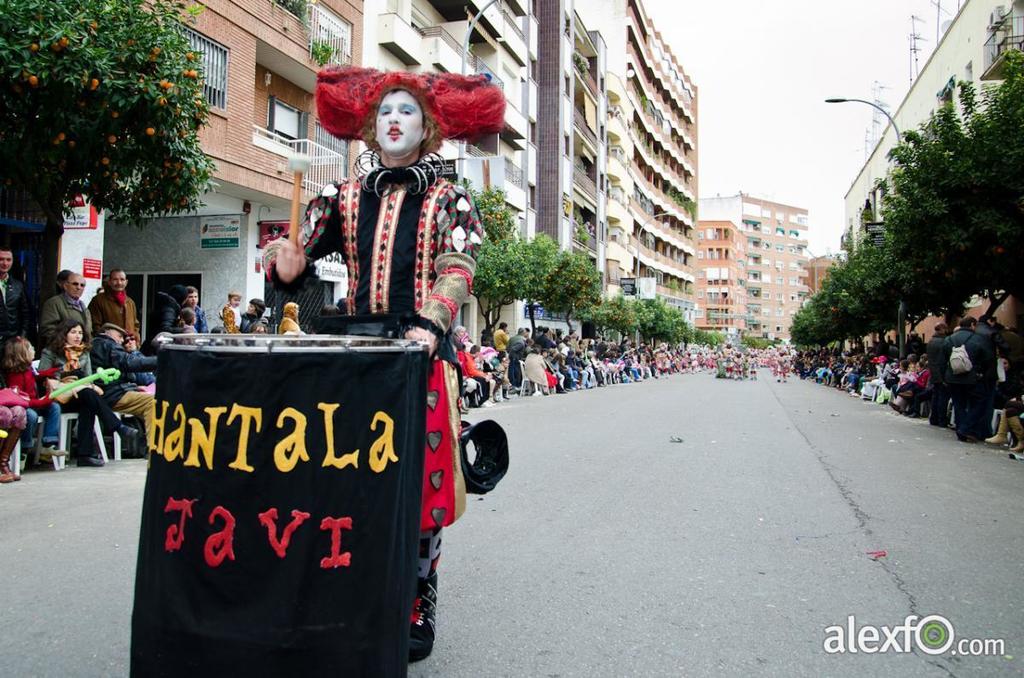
[265,66,505,663]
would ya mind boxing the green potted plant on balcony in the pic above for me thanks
[311,39,335,67]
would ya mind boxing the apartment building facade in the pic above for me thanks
[700,194,810,341]
[841,0,1021,329]
[843,0,1020,250]
[582,0,698,322]
[103,0,362,334]
[694,220,746,337]
[535,2,608,281]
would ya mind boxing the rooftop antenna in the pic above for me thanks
[870,81,892,146]
[909,16,927,84]
[930,0,951,43]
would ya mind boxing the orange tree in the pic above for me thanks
[541,249,601,335]
[0,0,214,293]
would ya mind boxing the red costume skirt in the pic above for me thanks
[420,359,465,531]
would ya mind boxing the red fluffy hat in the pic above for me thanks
[316,67,506,142]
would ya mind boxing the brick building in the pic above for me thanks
[104,0,362,335]
[700,194,810,341]
[694,220,746,337]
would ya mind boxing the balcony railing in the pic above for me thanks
[984,12,1024,78]
[503,7,525,42]
[309,3,352,66]
[506,159,525,189]
[573,109,598,147]
[608,185,628,205]
[252,125,347,195]
[609,145,628,164]
[573,166,598,201]
[417,26,504,88]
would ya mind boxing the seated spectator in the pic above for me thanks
[2,336,66,461]
[524,349,551,395]
[39,319,139,466]
[123,334,155,388]
[90,322,158,437]
[0,402,28,483]
[458,345,495,406]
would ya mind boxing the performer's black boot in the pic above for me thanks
[408,572,437,662]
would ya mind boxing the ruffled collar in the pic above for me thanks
[357,150,445,197]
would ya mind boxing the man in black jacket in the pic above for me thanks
[91,323,158,435]
[925,323,950,427]
[0,248,30,351]
[144,285,189,354]
[942,317,995,442]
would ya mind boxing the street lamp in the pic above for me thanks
[457,0,501,185]
[825,97,907,358]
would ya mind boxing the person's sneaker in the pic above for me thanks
[77,455,105,467]
[409,573,437,662]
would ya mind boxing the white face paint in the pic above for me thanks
[375,90,425,167]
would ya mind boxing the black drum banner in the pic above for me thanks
[131,347,428,677]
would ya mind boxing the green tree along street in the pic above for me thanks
[540,249,602,334]
[0,0,215,293]
[467,186,521,338]
[794,51,1024,347]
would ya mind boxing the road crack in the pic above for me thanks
[767,381,959,677]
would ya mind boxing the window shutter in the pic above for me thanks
[299,111,310,140]
[267,95,277,131]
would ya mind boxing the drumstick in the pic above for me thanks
[288,154,311,244]
[49,368,123,399]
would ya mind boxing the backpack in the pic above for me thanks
[949,344,973,375]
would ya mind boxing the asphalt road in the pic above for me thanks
[2,370,1022,677]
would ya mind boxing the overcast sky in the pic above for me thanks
[645,0,958,254]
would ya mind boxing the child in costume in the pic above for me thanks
[265,66,504,663]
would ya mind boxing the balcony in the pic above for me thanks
[419,25,462,73]
[308,3,352,67]
[499,7,528,66]
[983,12,1024,80]
[574,109,598,149]
[251,125,347,196]
[378,13,422,65]
[573,165,598,202]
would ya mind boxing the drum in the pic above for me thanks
[131,335,430,678]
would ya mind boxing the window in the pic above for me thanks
[775,244,784,252]
[269,99,303,140]
[185,28,228,109]
[697,290,704,298]
[788,277,798,286]
[697,250,704,259]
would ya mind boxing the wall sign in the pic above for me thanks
[200,216,241,249]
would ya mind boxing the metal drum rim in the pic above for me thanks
[154,333,430,354]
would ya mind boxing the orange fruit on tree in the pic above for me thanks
[101,157,110,165]
[107,135,117,143]
[57,132,66,141]
[90,78,99,90]
[146,127,156,136]
[29,43,39,52]
[28,75,39,87]
[59,37,69,48]
[111,110,119,118]
[68,140,76,148]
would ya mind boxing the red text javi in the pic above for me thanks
[259,508,312,558]
[162,497,354,570]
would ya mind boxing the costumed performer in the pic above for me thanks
[263,66,505,663]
